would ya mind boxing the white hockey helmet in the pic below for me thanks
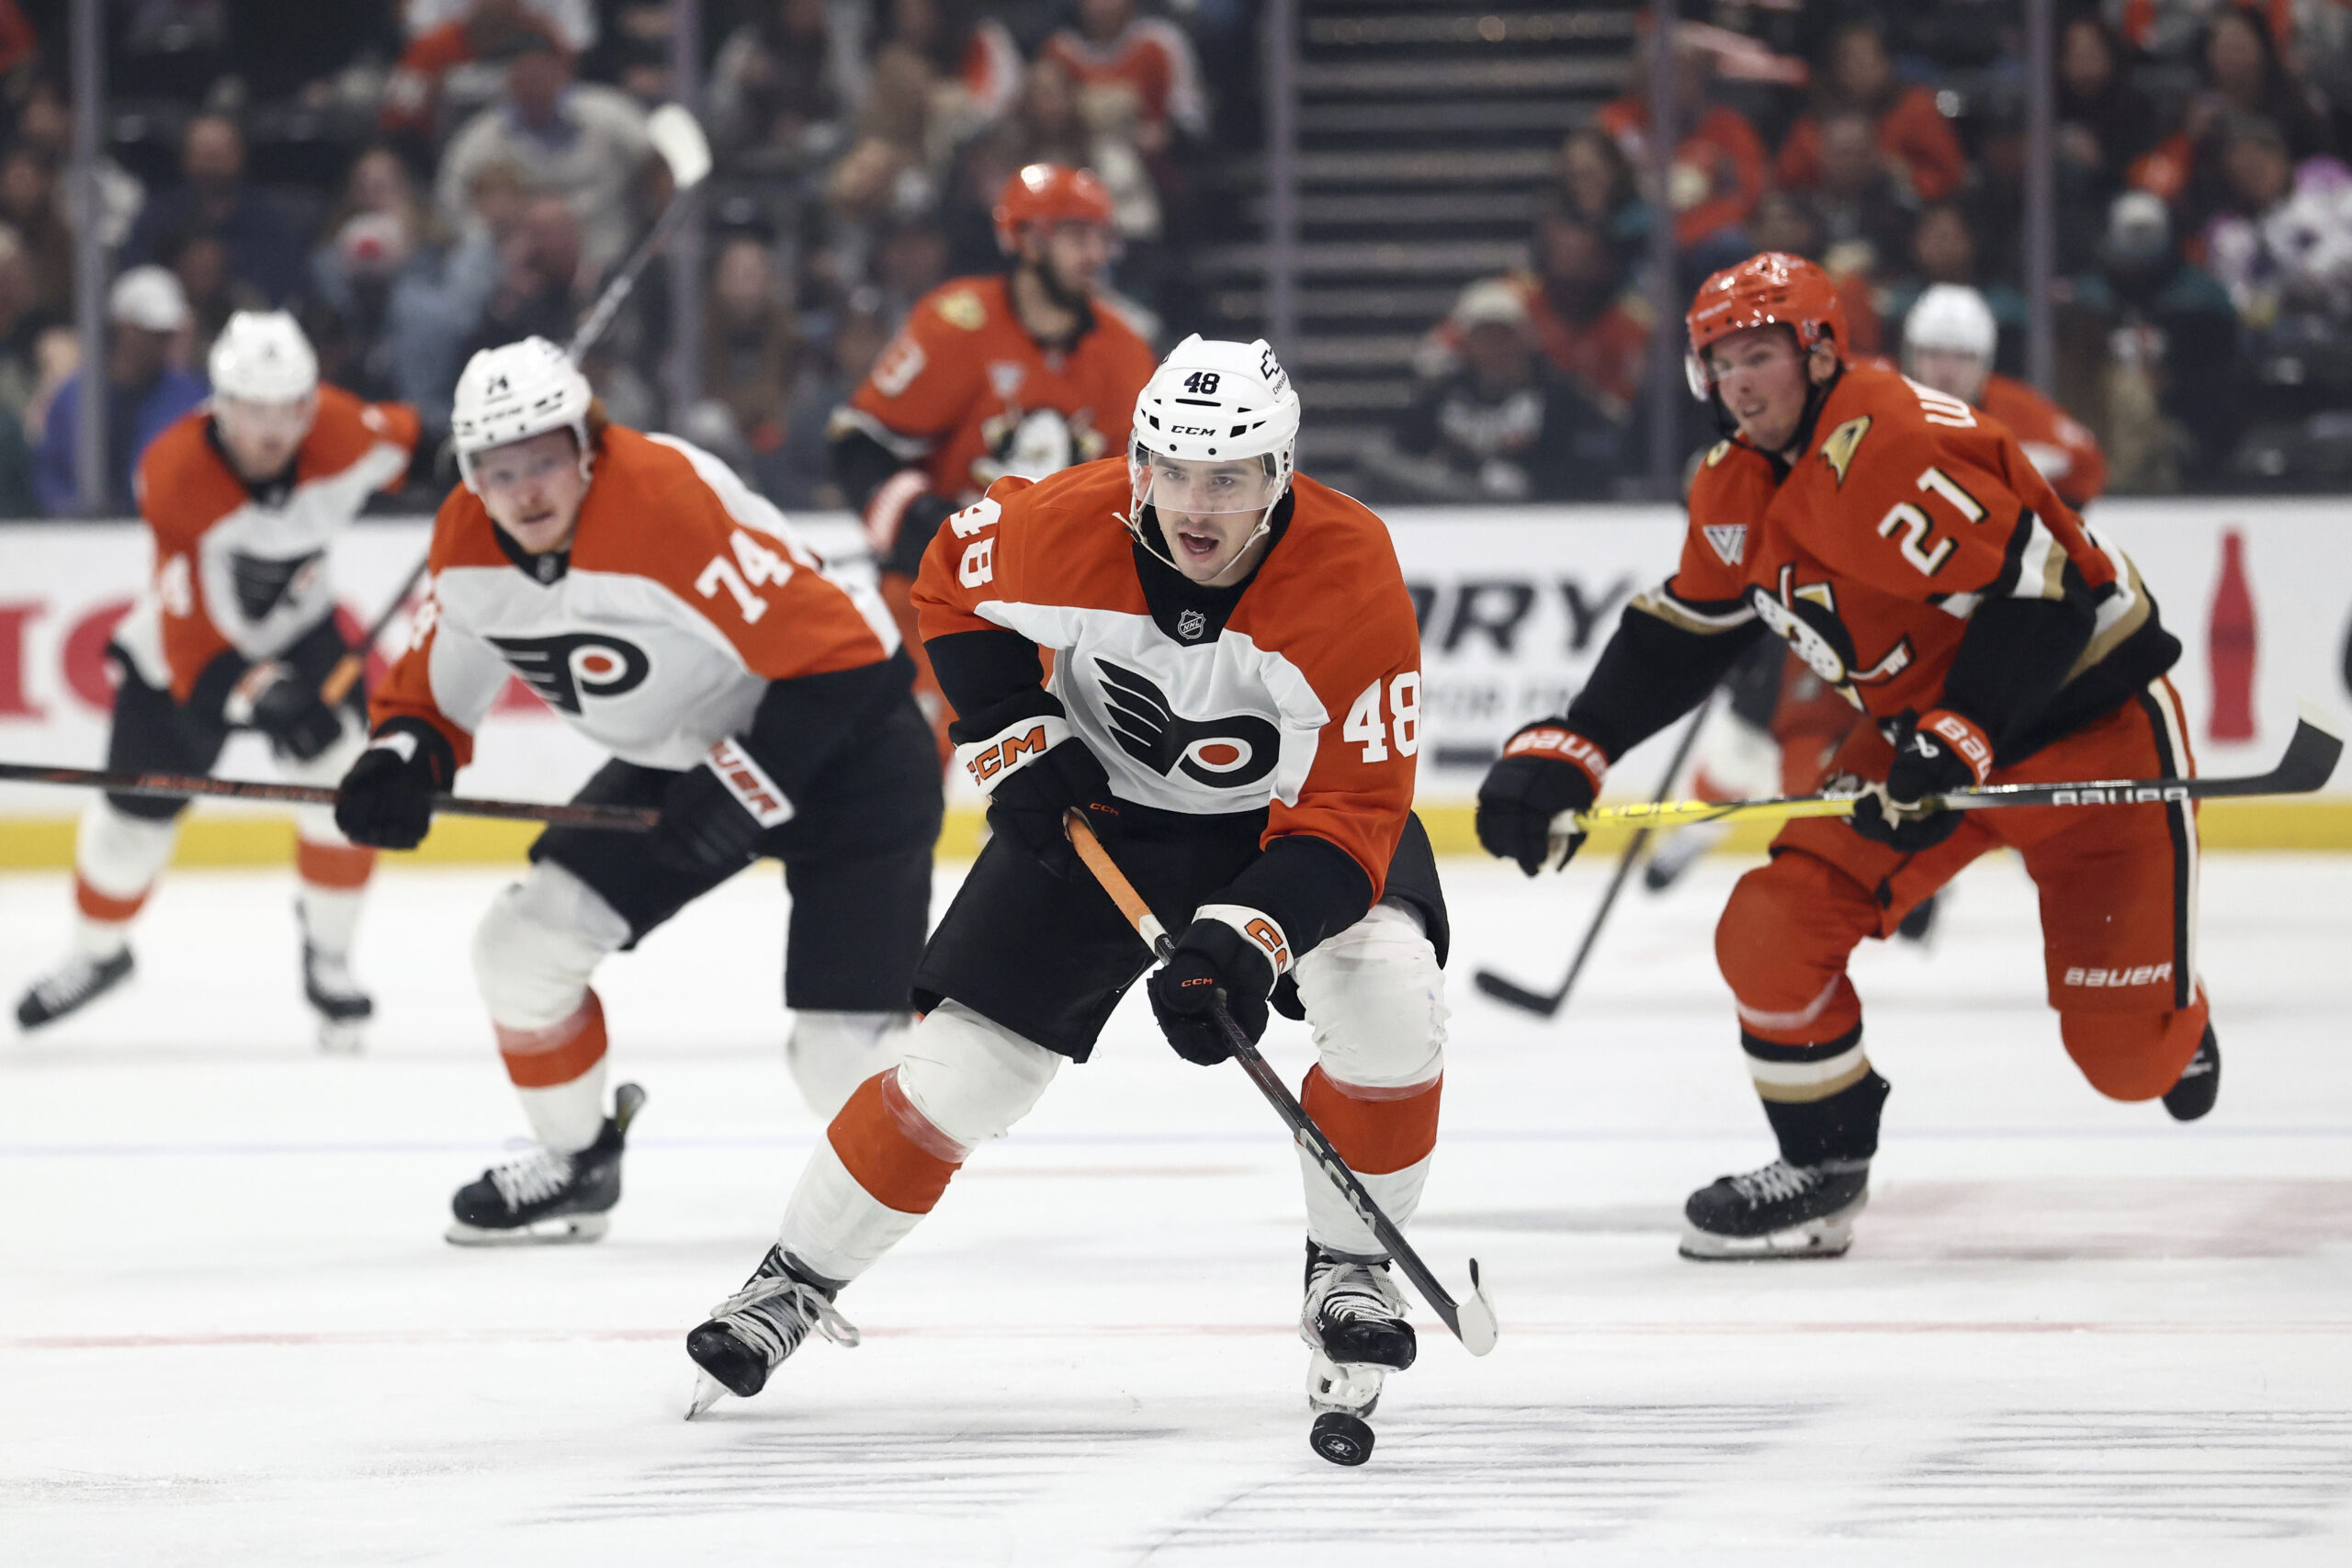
[1903,284,1997,363]
[1126,335,1301,562]
[208,310,318,404]
[450,335,595,489]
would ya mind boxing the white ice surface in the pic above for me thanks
[4,851,2351,1565]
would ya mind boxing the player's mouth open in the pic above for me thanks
[1177,528,1220,559]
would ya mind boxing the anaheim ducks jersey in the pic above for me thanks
[117,386,420,702]
[912,459,1423,898]
[1977,372,2108,509]
[1653,362,2165,745]
[841,276,1159,504]
[373,427,899,772]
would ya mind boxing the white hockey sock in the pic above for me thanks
[517,1057,609,1154]
[71,803,179,956]
[786,1010,913,1119]
[776,1141,929,1286]
[1303,1151,1432,1260]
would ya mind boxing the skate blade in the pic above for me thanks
[315,1019,368,1055]
[685,1371,729,1421]
[1678,1213,1856,1261]
[444,1212,612,1247]
[1306,1349,1384,1418]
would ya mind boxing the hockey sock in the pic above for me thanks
[1298,1066,1442,1258]
[295,836,376,957]
[498,990,611,1153]
[72,802,180,956]
[1746,1026,1890,1166]
[777,1067,967,1284]
[786,1010,914,1120]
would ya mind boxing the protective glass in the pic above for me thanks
[1129,446,1284,519]
[214,393,316,452]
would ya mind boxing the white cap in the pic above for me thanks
[1453,276,1531,330]
[1130,334,1301,475]
[1903,284,1997,361]
[109,265,190,333]
[209,310,318,403]
[449,336,594,488]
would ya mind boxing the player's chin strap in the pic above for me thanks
[1117,479,1293,585]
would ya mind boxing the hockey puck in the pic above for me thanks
[1309,1410,1374,1467]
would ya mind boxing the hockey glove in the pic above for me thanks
[1148,907,1288,1066]
[1476,719,1608,876]
[334,725,450,851]
[951,689,1119,879]
[650,737,794,874]
[225,660,345,762]
[1849,707,1991,852]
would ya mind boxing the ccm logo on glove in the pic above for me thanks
[706,737,794,828]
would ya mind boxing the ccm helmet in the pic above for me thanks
[1125,334,1302,565]
[1684,251,1849,400]
[209,310,318,404]
[449,336,594,489]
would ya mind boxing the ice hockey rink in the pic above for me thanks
[5,847,2351,1566]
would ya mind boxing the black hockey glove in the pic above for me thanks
[649,737,794,874]
[951,688,1119,879]
[1148,908,1287,1066]
[226,660,345,762]
[334,725,450,851]
[1476,719,1608,876]
[1849,707,1992,852]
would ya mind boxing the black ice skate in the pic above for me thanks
[16,948,135,1030]
[684,1246,861,1418]
[1680,1157,1870,1260]
[445,1083,645,1246]
[2162,1026,2221,1122]
[301,942,373,1054]
[1301,1242,1417,1423]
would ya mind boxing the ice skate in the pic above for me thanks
[302,942,373,1054]
[16,948,136,1031]
[2163,1026,2221,1122]
[445,1083,645,1246]
[1680,1157,1869,1260]
[1300,1241,1416,1416]
[684,1245,861,1418]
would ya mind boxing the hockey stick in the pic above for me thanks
[1474,694,1713,1020]
[0,761,659,832]
[1064,811,1499,1357]
[316,105,715,709]
[1545,705,2345,840]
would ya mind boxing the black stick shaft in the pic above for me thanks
[0,761,658,832]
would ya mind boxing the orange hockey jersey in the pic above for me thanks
[1641,363,2169,757]
[372,427,899,773]
[118,386,419,705]
[1978,372,2108,510]
[838,276,1158,510]
[911,459,1422,901]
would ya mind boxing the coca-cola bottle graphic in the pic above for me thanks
[2208,527,2256,743]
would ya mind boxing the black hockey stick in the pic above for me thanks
[1475,695,1713,1019]
[1551,705,2345,834]
[1065,811,1498,1357]
[0,761,660,833]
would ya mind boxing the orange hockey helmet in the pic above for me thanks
[993,164,1117,253]
[1683,251,1849,400]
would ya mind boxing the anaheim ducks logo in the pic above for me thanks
[1747,566,1911,711]
[1095,659,1281,789]
[485,632,651,715]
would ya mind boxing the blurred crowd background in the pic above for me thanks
[2,0,2349,518]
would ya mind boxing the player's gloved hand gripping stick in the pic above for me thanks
[1064,809,1500,1358]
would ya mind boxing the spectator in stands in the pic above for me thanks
[826,0,1021,224]
[1366,278,1623,503]
[435,33,652,277]
[701,233,802,463]
[1040,0,1211,161]
[762,296,891,508]
[167,230,267,367]
[0,223,45,417]
[6,76,143,252]
[120,116,309,309]
[1552,126,1651,264]
[1008,58,1160,244]
[1883,199,2029,362]
[871,212,954,327]
[33,266,207,514]
[2199,114,2352,326]
[1417,209,1651,422]
[707,0,866,179]
[458,191,589,369]
[1747,189,1884,353]
[0,148,74,317]
[1810,107,1918,285]
[1903,283,2109,508]
[381,0,570,153]
[403,0,595,53]
[2135,6,2335,204]
[1777,20,1967,203]
[1595,29,1766,267]
[2057,11,2165,200]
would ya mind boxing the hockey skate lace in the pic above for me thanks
[708,1272,863,1362]
[31,955,107,1010]
[1728,1161,1816,1205]
[1314,1260,1406,1325]
[306,949,363,999]
[487,1145,577,1209]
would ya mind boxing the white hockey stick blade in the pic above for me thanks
[1454,1258,1499,1356]
[647,104,712,189]
[685,1371,728,1421]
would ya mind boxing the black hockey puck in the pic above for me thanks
[1309,1410,1374,1467]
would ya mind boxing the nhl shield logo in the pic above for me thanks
[1176,608,1207,641]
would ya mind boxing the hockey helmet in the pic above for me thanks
[1903,284,1998,363]
[450,336,595,490]
[209,310,319,404]
[993,164,1116,253]
[1126,335,1300,562]
[1684,252,1849,400]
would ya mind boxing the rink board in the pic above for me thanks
[2,502,2347,861]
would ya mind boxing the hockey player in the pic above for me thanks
[1476,253,2211,1260]
[15,311,419,1051]
[684,337,1452,1429]
[332,337,941,1243]
[830,162,1158,761]
[1901,283,2108,512]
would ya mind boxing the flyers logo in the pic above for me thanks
[965,723,1051,784]
[1095,660,1280,789]
[485,632,651,715]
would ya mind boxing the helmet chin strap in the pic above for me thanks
[1119,483,1291,584]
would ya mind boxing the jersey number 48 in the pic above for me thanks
[1344,672,1421,762]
